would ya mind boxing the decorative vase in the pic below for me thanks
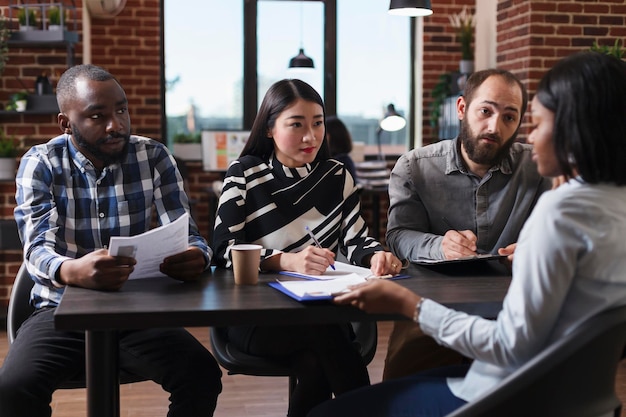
[459,59,474,74]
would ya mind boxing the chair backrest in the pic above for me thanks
[446,305,626,417]
[7,263,36,344]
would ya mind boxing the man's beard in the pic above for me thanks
[459,118,517,167]
[73,124,131,166]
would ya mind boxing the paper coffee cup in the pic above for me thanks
[231,244,262,285]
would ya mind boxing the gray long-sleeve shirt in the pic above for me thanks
[386,138,552,261]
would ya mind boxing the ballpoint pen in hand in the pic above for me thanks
[305,226,336,270]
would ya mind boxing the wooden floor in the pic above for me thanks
[0,323,391,417]
[1,322,626,417]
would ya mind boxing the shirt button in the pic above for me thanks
[99,212,105,218]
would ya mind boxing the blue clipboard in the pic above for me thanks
[268,282,334,302]
[269,274,411,303]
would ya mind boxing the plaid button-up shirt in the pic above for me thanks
[15,134,210,308]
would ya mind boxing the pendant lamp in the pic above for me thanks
[388,0,433,17]
[288,2,315,69]
[289,48,315,69]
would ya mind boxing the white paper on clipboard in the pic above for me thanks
[108,213,189,279]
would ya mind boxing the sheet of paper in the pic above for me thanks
[412,253,505,265]
[275,275,367,298]
[108,213,189,279]
[279,261,373,281]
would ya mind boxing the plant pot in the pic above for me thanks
[19,25,36,31]
[173,143,202,161]
[48,24,63,31]
[460,59,474,74]
[0,157,17,181]
[15,100,27,112]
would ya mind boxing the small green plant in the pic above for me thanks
[173,132,201,144]
[47,6,67,26]
[449,6,475,60]
[17,8,38,28]
[590,40,624,59]
[5,90,29,111]
[430,72,454,129]
[0,130,18,158]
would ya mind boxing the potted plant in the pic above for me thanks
[5,90,29,112]
[172,131,202,161]
[0,129,18,180]
[17,7,38,31]
[449,6,475,74]
[47,6,67,31]
[590,40,624,59]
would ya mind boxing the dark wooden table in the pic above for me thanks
[54,260,511,417]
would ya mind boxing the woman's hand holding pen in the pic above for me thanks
[265,246,336,275]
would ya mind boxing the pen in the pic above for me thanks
[305,226,336,270]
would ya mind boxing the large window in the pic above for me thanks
[165,1,410,155]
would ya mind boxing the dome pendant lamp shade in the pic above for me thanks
[388,0,433,17]
[289,48,315,69]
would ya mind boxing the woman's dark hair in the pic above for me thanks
[240,79,330,162]
[325,115,353,155]
[535,51,626,184]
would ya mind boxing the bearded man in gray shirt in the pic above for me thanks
[383,69,552,380]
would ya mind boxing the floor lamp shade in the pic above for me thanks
[380,104,406,132]
[289,48,315,68]
[388,0,433,17]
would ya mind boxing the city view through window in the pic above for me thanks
[165,1,410,156]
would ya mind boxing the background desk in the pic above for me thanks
[54,261,511,417]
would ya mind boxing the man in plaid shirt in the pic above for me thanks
[0,64,222,417]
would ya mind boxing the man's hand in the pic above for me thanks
[58,248,135,290]
[441,229,478,259]
[334,279,420,320]
[160,247,207,281]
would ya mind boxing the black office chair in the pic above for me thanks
[446,305,626,417]
[210,321,378,401]
[7,263,147,388]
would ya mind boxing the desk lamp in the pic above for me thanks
[377,103,406,160]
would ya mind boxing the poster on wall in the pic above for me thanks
[201,131,250,171]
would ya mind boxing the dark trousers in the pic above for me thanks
[228,323,370,417]
[308,364,470,417]
[0,307,222,417]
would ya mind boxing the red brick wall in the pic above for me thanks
[0,0,172,309]
[421,0,626,144]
